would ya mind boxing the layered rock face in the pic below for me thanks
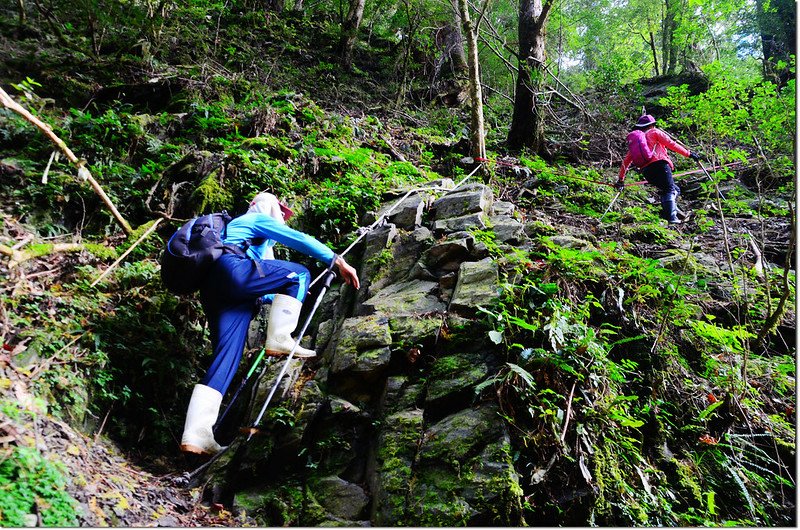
[232,180,528,526]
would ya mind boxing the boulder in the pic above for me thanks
[362,279,445,315]
[548,235,597,251]
[433,213,487,234]
[418,403,505,463]
[449,258,499,312]
[328,315,393,376]
[359,227,435,306]
[432,184,493,220]
[492,200,516,216]
[401,404,520,525]
[370,410,425,525]
[388,315,443,348]
[490,216,525,244]
[312,476,370,520]
[380,376,425,415]
[423,237,471,273]
[425,353,491,405]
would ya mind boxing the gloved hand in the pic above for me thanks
[689,151,704,161]
[614,180,625,190]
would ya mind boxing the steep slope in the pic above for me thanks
[180,171,794,526]
[0,4,794,527]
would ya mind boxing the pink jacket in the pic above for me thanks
[619,128,690,180]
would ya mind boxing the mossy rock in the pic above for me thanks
[425,352,490,405]
[371,409,425,525]
[449,258,499,313]
[310,476,369,520]
[431,184,493,220]
[388,315,442,350]
[418,402,504,463]
[239,135,299,160]
[362,279,445,315]
[407,433,520,525]
[190,168,235,213]
[433,213,488,234]
[380,376,424,414]
[328,315,392,375]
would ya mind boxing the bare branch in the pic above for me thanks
[0,87,133,235]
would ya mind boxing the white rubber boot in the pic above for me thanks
[180,384,225,455]
[264,294,316,358]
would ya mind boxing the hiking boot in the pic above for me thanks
[264,294,316,358]
[180,384,225,455]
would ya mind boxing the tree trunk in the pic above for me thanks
[456,0,486,161]
[648,30,660,76]
[755,0,795,85]
[340,0,366,70]
[661,0,679,75]
[447,0,468,74]
[506,0,554,154]
[264,0,284,12]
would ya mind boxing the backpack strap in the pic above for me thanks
[218,212,266,278]
[223,241,266,278]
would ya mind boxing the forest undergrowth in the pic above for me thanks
[0,2,795,526]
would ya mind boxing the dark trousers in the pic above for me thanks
[198,253,310,394]
[641,160,680,203]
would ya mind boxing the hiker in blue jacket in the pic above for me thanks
[180,192,360,455]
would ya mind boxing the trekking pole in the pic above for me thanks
[600,188,624,222]
[696,159,726,200]
[246,265,338,441]
[213,347,266,433]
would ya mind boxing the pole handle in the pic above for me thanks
[321,269,336,289]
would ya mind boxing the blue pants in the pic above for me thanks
[198,253,310,395]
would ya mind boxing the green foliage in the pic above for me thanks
[661,67,796,184]
[0,2,794,525]
[473,220,793,524]
[0,446,79,527]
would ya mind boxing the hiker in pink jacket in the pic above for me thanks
[617,114,702,224]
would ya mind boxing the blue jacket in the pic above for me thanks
[224,212,336,266]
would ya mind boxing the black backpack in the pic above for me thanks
[161,212,241,295]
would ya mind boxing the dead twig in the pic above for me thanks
[0,87,132,235]
[90,218,163,288]
[560,380,576,444]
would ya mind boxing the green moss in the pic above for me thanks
[236,483,310,526]
[618,223,674,244]
[300,486,330,526]
[378,411,423,461]
[84,243,119,260]
[0,446,79,527]
[592,439,650,525]
[366,247,394,282]
[240,136,298,160]
[672,458,705,506]
[27,243,54,258]
[430,354,467,378]
[191,170,234,213]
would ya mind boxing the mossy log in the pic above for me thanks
[0,241,94,268]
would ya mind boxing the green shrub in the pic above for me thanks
[0,446,79,527]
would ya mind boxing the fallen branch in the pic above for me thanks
[1,242,89,268]
[90,218,163,288]
[560,381,576,444]
[0,87,133,235]
[380,135,406,162]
